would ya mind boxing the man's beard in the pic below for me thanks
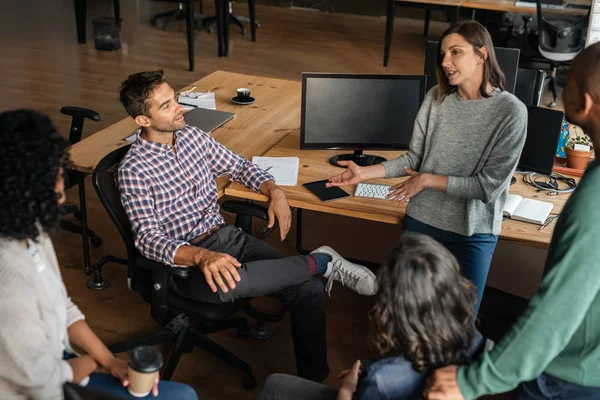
[153,117,186,133]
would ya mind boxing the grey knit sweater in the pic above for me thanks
[0,234,84,399]
[382,87,527,236]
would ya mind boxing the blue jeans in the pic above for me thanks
[403,215,499,311]
[516,372,600,400]
[86,373,198,400]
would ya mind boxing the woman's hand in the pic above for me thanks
[327,161,364,187]
[107,358,159,397]
[337,360,362,399]
[387,167,429,204]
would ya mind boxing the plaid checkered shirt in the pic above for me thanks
[117,125,273,267]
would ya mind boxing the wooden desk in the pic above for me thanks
[462,0,590,16]
[69,70,302,196]
[225,130,573,249]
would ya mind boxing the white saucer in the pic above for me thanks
[232,96,256,105]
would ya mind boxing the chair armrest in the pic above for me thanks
[136,255,189,279]
[221,200,269,221]
[60,106,100,121]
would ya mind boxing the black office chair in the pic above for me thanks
[536,0,589,107]
[93,146,287,388]
[151,0,205,30]
[384,0,461,67]
[204,0,259,41]
[59,107,103,270]
[515,68,547,106]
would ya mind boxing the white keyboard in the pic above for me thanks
[514,1,564,9]
[354,182,392,199]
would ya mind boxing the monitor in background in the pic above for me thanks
[424,41,520,94]
[518,105,565,175]
[301,73,426,167]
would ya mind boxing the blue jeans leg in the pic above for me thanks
[516,372,600,400]
[86,373,198,400]
[403,216,498,312]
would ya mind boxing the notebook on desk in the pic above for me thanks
[503,194,554,225]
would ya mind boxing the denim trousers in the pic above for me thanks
[173,225,329,382]
[516,372,600,400]
[403,215,499,311]
[86,373,198,399]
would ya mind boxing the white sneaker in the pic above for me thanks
[310,246,377,296]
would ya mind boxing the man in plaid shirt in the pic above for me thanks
[117,70,377,383]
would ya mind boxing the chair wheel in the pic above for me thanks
[91,236,103,247]
[243,374,257,389]
[549,101,557,108]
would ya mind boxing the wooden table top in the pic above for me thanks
[68,70,302,196]
[225,130,574,248]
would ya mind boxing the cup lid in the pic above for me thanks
[128,346,163,373]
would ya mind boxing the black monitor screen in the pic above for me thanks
[300,74,426,150]
[518,105,564,175]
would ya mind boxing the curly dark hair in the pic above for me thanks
[119,70,166,118]
[370,232,477,372]
[0,110,69,241]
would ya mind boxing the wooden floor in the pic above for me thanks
[2,1,517,399]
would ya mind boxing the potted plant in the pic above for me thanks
[565,129,594,170]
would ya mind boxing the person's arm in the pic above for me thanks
[118,166,190,267]
[444,111,527,204]
[452,201,600,399]
[259,179,292,241]
[200,130,273,192]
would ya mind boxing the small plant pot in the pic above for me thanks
[565,147,593,170]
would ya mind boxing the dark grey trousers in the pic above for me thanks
[174,225,329,382]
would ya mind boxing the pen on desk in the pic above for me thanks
[179,102,198,108]
[264,166,273,172]
[539,217,553,230]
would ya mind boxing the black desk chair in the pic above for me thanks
[151,0,206,30]
[59,107,103,275]
[93,146,286,388]
[536,0,589,107]
[204,0,259,40]
[515,68,547,106]
[384,0,461,67]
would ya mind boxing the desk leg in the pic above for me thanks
[383,0,396,67]
[222,0,230,56]
[113,0,120,24]
[78,173,92,276]
[215,0,225,56]
[185,0,195,71]
[451,6,460,25]
[74,0,87,44]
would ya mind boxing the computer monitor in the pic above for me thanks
[424,41,520,94]
[517,105,565,175]
[300,73,426,167]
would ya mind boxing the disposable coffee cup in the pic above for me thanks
[127,346,163,397]
[236,87,251,99]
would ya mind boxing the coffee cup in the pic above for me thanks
[127,346,163,397]
[236,87,251,99]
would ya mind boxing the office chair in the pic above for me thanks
[151,0,205,30]
[93,146,287,388]
[536,0,589,107]
[59,107,103,273]
[515,68,547,106]
[384,0,460,67]
[204,0,259,46]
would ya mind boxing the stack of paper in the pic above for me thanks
[252,156,300,186]
[178,92,216,110]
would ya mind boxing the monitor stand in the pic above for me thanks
[329,150,387,167]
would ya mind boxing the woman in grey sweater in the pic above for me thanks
[0,110,197,399]
[328,21,527,309]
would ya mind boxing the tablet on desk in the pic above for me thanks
[303,179,350,202]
